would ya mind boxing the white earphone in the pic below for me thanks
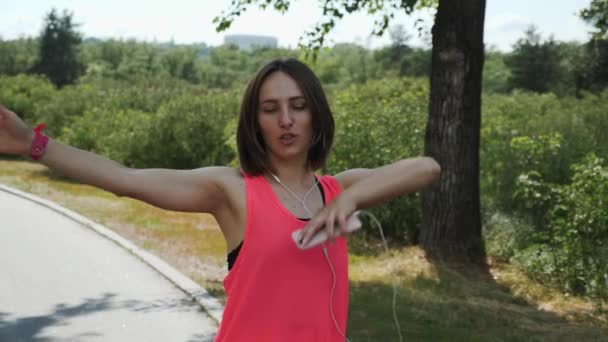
[271,172,403,342]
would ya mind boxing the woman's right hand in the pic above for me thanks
[0,104,34,156]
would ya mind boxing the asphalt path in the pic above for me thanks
[0,186,220,342]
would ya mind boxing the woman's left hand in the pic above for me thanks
[299,193,357,246]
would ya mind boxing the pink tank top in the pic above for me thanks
[214,172,349,341]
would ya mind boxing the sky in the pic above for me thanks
[0,0,595,51]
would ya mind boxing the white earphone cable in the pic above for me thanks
[271,172,319,218]
[357,211,403,342]
[271,173,402,342]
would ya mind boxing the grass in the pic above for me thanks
[2,159,607,341]
[348,248,607,341]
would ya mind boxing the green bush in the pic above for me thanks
[61,88,239,169]
[481,90,608,212]
[81,77,203,114]
[0,38,38,75]
[327,77,428,243]
[0,74,56,124]
[513,154,608,301]
[33,82,107,137]
[61,107,153,165]
[138,90,239,169]
[481,90,608,304]
[483,211,535,261]
[509,133,563,227]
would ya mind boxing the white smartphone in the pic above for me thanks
[292,211,362,250]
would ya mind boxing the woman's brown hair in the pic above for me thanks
[237,58,334,175]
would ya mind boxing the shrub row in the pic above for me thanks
[2,74,607,300]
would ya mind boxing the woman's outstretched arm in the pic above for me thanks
[300,157,440,245]
[339,157,440,210]
[0,104,230,214]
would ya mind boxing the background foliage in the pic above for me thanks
[1,7,607,305]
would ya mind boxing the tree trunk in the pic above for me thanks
[420,0,486,264]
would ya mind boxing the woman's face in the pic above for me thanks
[257,71,314,166]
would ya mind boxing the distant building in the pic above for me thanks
[224,34,278,51]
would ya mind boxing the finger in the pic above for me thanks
[337,213,346,238]
[326,212,336,244]
[302,223,323,246]
[301,217,323,246]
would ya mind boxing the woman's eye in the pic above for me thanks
[262,107,277,113]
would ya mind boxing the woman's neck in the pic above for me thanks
[266,153,316,191]
[268,165,316,192]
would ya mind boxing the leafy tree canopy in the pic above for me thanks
[214,0,437,59]
[580,0,608,39]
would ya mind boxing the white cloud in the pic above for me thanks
[486,14,533,33]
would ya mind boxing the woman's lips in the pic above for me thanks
[280,134,296,145]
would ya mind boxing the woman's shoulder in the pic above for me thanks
[213,167,246,216]
[216,167,245,189]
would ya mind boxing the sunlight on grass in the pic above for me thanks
[347,245,607,341]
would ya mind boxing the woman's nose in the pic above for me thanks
[279,108,294,128]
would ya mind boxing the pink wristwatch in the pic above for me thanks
[30,123,49,161]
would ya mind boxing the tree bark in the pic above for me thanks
[421,0,486,264]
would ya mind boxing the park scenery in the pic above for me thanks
[1,1,608,340]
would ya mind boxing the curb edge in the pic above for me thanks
[0,183,224,325]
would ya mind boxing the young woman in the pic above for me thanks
[0,58,440,341]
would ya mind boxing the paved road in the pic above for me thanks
[0,187,219,342]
